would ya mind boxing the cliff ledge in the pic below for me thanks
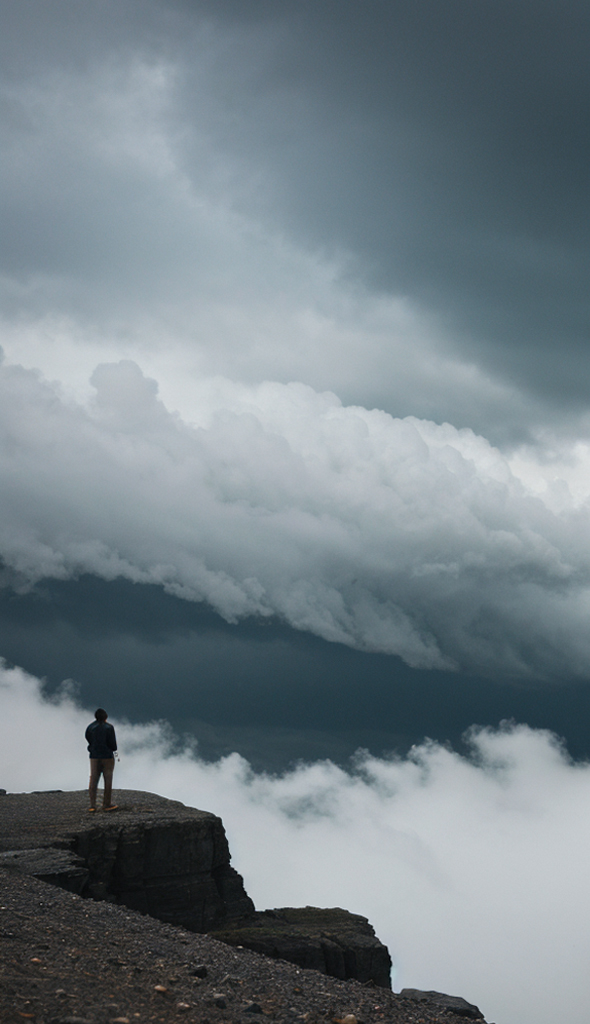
[0,788,394,992]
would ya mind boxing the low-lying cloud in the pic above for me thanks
[2,660,590,1024]
[1,355,590,678]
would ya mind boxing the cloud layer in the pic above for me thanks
[2,1,590,444]
[1,355,590,678]
[3,660,590,1024]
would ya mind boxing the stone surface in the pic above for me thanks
[0,789,254,930]
[0,790,487,1015]
[1,868,489,1024]
[210,906,392,989]
[0,847,89,894]
[0,790,393,987]
[400,989,484,1019]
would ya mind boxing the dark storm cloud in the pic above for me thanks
[3,573,590,771]
[1,355,590,684]
[73,0,587,416]
[176,0,590,406]
[2,2,590,695]
[2,0,590,436]
[1,1,590,690]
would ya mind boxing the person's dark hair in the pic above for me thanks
[95,708,108,721]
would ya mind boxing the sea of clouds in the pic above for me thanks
[1,353,590,679]
[2,660,590,1024]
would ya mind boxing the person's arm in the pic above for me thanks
[109,725,117,752]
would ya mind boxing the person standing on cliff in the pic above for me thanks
[85,708,118,812]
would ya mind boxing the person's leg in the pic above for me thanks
[88,759,100,809]
[101,758,115,808]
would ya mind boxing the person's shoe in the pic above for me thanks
[88,807,96,812]
[103,804,119,811]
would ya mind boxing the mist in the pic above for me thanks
[2,660,589,1024]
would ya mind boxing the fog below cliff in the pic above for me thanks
[3,660,589,1024]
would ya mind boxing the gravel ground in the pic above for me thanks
[0,790,215,853]
[0,870,487,1024]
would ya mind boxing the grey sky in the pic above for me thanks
[2,1,589,436]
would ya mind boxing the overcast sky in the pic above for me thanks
[1,5,590,1021]
[3,1,590,438]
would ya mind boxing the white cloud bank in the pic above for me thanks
[2,661,590,1024]
[1,354,590,678]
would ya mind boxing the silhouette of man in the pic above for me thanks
[85,708,118,812]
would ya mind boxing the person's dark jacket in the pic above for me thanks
[85,721,117,759]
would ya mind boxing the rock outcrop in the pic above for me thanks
[211,906,393,988]
[0,789,391,987]
[400,989,484,1020]
[0,789,254,931]
[0,846,89,893]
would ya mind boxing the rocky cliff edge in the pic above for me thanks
[0,788,488,1021]
[0,789,392,989]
